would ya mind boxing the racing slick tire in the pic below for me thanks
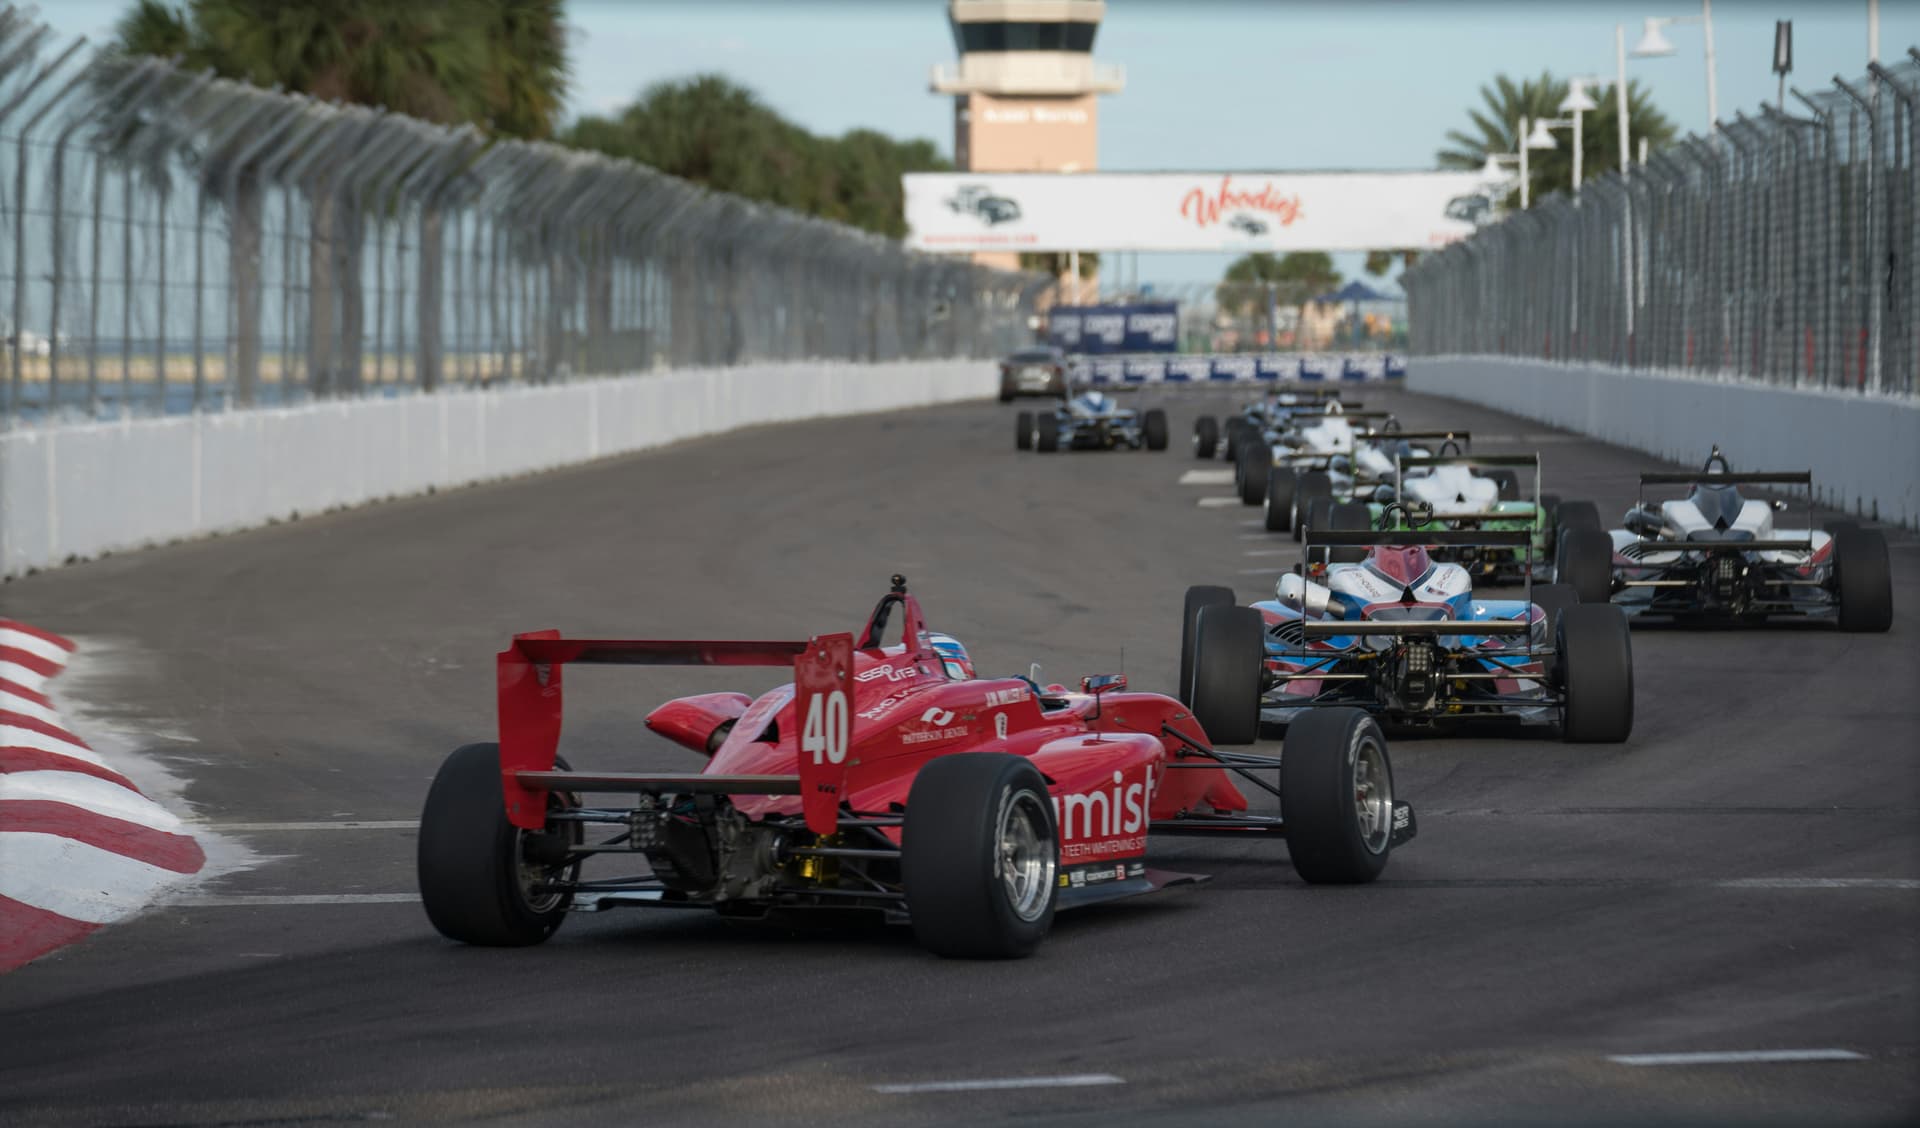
[1180,585,1238,706]
[1293,471,1334,542]
[1555,527,1614,604]
[1555,499,1602,538]
[1036,423,1060,453]
[418,743,579,947]
[1143,409,1170,451]
[1280,708,1395,884]
[1556,605,1634,743]
[1224,418,1252,462]
[1237,442,1272,505]
[1539,493,1563,554]
[1015,411,1034,451]
[903,754,1058,959]
[1325,501,1373,565]
[1487,468,1521,501]
[1190,605,1266,746]
[1193,415,1219,460]
[1264,467,1298,532]
[1833,526,1893,633]
[1527,582,1579,683]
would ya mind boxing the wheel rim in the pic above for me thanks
[514,829,569,912]
[1352,737,1392,855]
[996,787,1056,922]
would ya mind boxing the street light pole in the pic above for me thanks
[1616,24,1631,176]
[1702,0,1718,127]
[1519,115,1530,209]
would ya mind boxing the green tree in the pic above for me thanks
[1019,252,1100,281]
[1218,251,1340,311]
[564,75,950,239]
[1438,71,1680,204]
[113,1,569,397]
[115,0,567,138]
[1364,249,1420,278]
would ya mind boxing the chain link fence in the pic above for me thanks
[1405,53,1919,399]
[0,7,1046,425]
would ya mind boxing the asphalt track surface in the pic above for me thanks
[1,383,1915,1126]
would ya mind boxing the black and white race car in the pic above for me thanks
[1591,447,1893,631]
[1017,389,1169,453]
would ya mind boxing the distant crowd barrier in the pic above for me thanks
[0,360,993,579]
[1074,352,1405,385]
[1410,356,1920,529]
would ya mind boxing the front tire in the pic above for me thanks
[1193,415,1219,459]
[418,743,576,947]
[1237,441,1272,505]
[1015,411,1033,451]
[1556,527,1614,604]
[1143,409,1169,451]
[1557,605,1633,743]
[1293,471,1333,542]
[1833,526,1893,632]
[1264,467,1298,532]
[1280,708,1394,884]
[1036,423,1059,452]
[1190,604,1266,745]
[1180,585,1238,706]
[903,754,1058,959]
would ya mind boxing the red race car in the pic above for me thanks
[417,577,1415,959]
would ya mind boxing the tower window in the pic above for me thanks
[953,21,1098,54]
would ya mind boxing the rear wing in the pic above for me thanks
[1304,529,1533,548]
[1397,450,1542,510]
[1635,462,1814,533]
[498,631,855,834]
[1639,470,1811,485]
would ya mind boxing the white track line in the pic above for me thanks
[1716,878,1918,890]
[872,1074,1124,1094]
[1197,497,1241,508]
[207,820,418,831]
[1243,549,1291,556]
[1238,567,1288,574]
[168,893,421,906]
[1178,469,1235,486]
[1609,1050,1866,1067]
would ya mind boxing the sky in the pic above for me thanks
[37,0,1920,287]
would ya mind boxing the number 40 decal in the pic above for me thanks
[802,688,849,765]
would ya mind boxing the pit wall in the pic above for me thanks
[1409,356,1920,530]
[0,359,993,579]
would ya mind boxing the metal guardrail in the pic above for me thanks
[1404,54,1920,399]
[0,5,1046,424]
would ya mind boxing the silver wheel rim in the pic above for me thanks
[515,829,567,912]
[997,787,1056,922]
[1353,738,1392,854]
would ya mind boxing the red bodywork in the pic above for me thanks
[495,588,1249,867]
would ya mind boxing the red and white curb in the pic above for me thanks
[1,620,207,971]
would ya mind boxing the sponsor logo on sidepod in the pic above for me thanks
[1054,766,1153,861]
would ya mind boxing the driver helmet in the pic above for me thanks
[1328,453,1353,476]
[1372,483,1397,505]
[928,632,974,680]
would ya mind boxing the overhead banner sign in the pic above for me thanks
[903,170,1506,253]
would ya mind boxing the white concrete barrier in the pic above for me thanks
[1409,356,1920,529]
[0,359,995,578]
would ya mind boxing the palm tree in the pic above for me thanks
[563,75,950,240]
[113,0,567,397]
[1439,71,1680,203]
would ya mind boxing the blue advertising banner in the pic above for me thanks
[1047,303,1180,354]
[1070,352,1405,385]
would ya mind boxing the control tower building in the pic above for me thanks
[932,0,1123,276]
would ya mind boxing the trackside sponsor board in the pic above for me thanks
[904,171,1505,252]
[1049,303,1179,354]
[1076,352,1405,383]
